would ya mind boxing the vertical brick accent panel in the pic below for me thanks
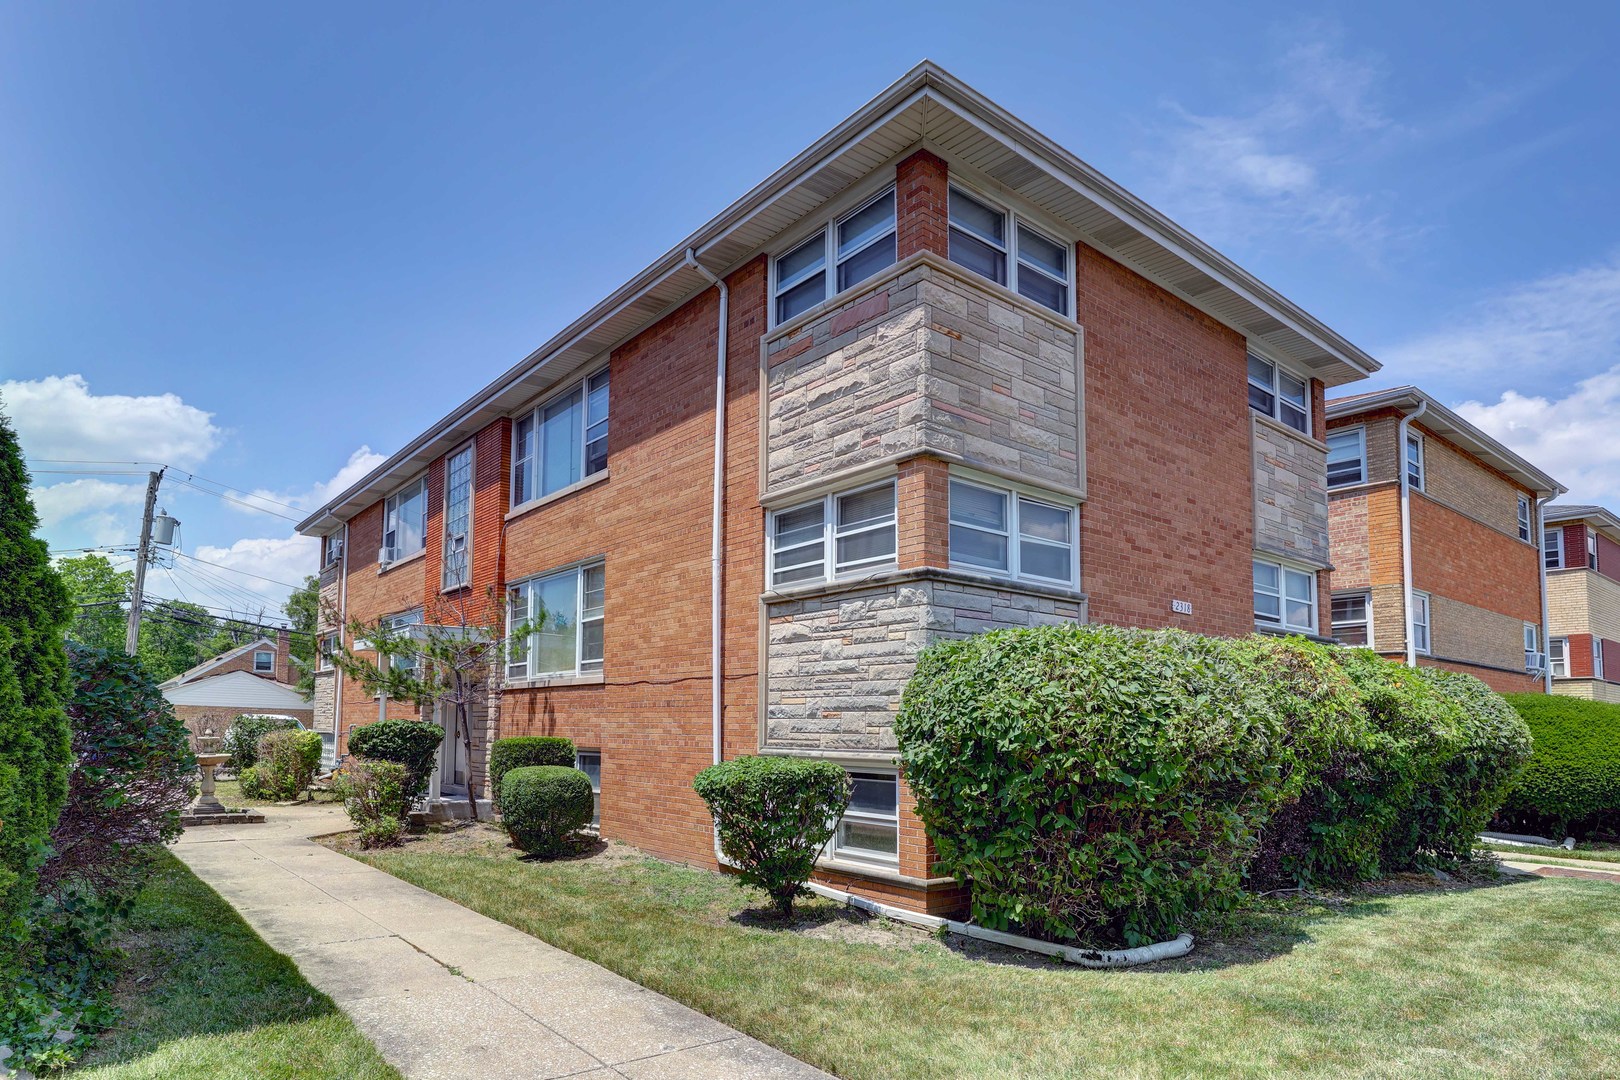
[1565,633,1595,679]
[1410,495,1541,625]
[1075,241,1254,636]
[1599,530,1620,585]
[895,149,948,261]
[335,499,428,754]
[1252,416,1330,565]
[1310,380,1327,443]
[1328,491,1371,590]
[1558,523,1585,570]
[896,456,949,570]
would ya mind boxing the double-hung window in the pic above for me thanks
[1405,433,1425,490]
[575,750,601,830]
[1589,531,1600,570]
[773,188,896,324]
[512,370,610,507]
[1545,528,1565,569]
[1595,638,1606,681]
[829,771,899,867]
[385,610,422,677]
[382,477,427,565]
[1549,637,1568,678]
[947,187,1071,315]
[252,649,274,674]
[442,445,473,591]
[1331,592,1371,646]
[1326,429,1366,488]
[768,482,897,588]
[317,632,338,672]
[1517,496,1532,543]
[947,479,1075,585]
[506,562,605,680]
[1524,623,1541,673]
[322,533,343,568]
[1410,592,1431,655]
[1247,354,1309,434]
[1254,559,1317,634]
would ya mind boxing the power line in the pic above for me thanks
[173,549,303,590]
[32,457,310,518]
[166,476,305,523]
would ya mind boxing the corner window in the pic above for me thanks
[322,533,344,568]
[1517,496,1532,543]
[768,482,897,588]
[1331,592,1370,646]
[773,187,896,324]
[947,479,1075,585]
[1254,558,1317,634]
[382,477,427,565]
[1411,592,1431,655]
[575,750,601,830]
[1326,429,1366,488]
[1524,623,1541,673]
[443,445,473,591]
[830,771,898,867]
[1545,528,1564,569]
[1589,530,1599,571]
[512,369,609,507]
[317,632,337,673]
[1549,637,1568,678]
[947,187,1070,315]
[506,562,605,680]
[1405,433,1425,490]
[252,650,275,673]
[1595,638,1606,681]
[1247,354,1309,434]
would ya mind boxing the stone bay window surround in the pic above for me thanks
[299,63,1379,915]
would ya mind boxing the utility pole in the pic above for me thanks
[125,467,165,655]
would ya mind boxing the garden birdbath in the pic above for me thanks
[190,753,231,816]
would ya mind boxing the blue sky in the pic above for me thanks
[5,2,1618,619]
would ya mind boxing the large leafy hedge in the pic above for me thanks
[1499,693,1620,836]
[895,625,1313,946]
[347,719,443,797]
[222,714,301,772]
[1410,668,1532,860]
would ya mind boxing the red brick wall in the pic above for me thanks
[1075,241,1255,637]
[1416,657,1541,695]
[895,149,948,261]
[1409,495,1542,625]
[336,499,427,751]
[897,455,949,570]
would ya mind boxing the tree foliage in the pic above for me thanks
[55,554,132,654]
[222,714,302,773]
[1499,693,1620,837]
[283,575,319,700]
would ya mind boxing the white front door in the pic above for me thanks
[438,702,468,797]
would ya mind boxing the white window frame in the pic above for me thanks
[1595,637,1606,681]
[1524,623,1541,673]
[575,749,601,831]
[252,649,275,674]
[770,185,898,327]
[381,476,427,565]
[946,184,1074,318]
[1545,527,1565,569]
[442,444,474,591]
[1517,496,1532,543]
[1411,591,1431,655]
[1246,351,1311,435]
[1325,427,1366,488]
[1331,591,1372,647]
[1549,637,1568,678]
[828,769,899,868]
[384,609,423,677]
[317,632,338,673]
[510,368,610,509]
[505,561,606,681]
[1405,432,1425,491]
[322,533,344,568]
[947,477,1078,587]
[1589,530,1599,571]
[1253,557,1318,634]
[767,481,898,589]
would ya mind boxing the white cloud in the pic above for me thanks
[31,478,146,531]
[2,374,222,468]
[189,534,320,609]
[225,445,387,519]
[1457,368,1620,506]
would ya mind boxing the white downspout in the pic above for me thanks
[1537,496,1554,693]
[1398,402,1427,667]
[684,249,730,862]
[336,521,349,759]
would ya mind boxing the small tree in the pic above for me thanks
[694,756,851,917]
[282,575,319,700]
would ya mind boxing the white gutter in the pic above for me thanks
[1537,495,1554,693]
[806,882,1193,968]
[1399,401,1428,667]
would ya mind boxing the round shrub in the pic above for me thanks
[346,719,443,798]
[489,736,576,809]
[1499,694,1620,836]
[1413,668,1531,860]
[501,766,593,858]
[335,759,411,849]
[223,714,301,772]
[237,765,264,801]
[256,728,322,801]
[693,756,851,916]
[896,624,1306,946]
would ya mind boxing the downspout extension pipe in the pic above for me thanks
[1398,401,1428,667]
[1536,495,1554,693]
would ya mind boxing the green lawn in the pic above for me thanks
[1481,840,1620,866]
[73,849,398,1080]
[343,826,1620,1080]
[211,779,341,809]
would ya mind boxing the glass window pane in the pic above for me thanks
[837,233,896,291]
[575,752,601,790]
[775,502,825,550]
[776,232,825,290]
[541,390,583,496]
[1017,225,1067,280]
[1020,540,1070,582]
[951,526,1009,571]
[838,486,895,530]
[534,574,579,674]
[580,619,603,666]
[1284,569,1313,604]
[586,371,609,425]
[1255,592,1281,620]
[1336,624,1369,646]
[837,192,895,259]
[772,560,825,586]
[1280,402,1308,433]
[1018,500,1070,543]
[1248,383,1276,415]
[513,416,536,505]
[583,564,605,618]
[1016,270,1066,314]
[949,481,1007,531]
[838,819,898,857]
[1326,432,1363,486]
[838,528,896,568]
[1279,370,1307,408]
[1253,560,1279,593]
[1247,354,1275,388]
[776,275,826,323]
[949,189,1005,245]
[948,228,1008,285]
[848,773,897,815]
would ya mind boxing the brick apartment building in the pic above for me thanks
[1543,504,1620,703]
[1325,387,1564,695]
[159,630,313,747]
[296,63,1382,913]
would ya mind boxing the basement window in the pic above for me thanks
[829,771,898,867]
[575,750,601,831]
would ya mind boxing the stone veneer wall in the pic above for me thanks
[1253,416,1330,567]
[763,254,1083,499]
[763,576,1086,754]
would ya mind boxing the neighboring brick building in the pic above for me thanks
[296,63,1380,913]
[1543,504,1620,703]
[159,631,313,747]
[1325,387,1564,694]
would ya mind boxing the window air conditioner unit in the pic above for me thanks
[378,546,396,566]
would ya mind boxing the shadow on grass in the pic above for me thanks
[729,902,877,933]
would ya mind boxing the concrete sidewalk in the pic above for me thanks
[172,804,832,1080]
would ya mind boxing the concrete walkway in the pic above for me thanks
[1497,853,1620,883]
[172,804,832,1080]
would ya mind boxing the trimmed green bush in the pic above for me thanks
[1412,668,1532,860]
[501,766,594,858]
[896,625,1314,946]
[693,756,851,917]
[237,765,265,801]
[256,729,322,801]
[1500,694,1620,836]
[489,736,575,809]
[223,714,300,772]
[336,759,411,848]
[346,719,443,797]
